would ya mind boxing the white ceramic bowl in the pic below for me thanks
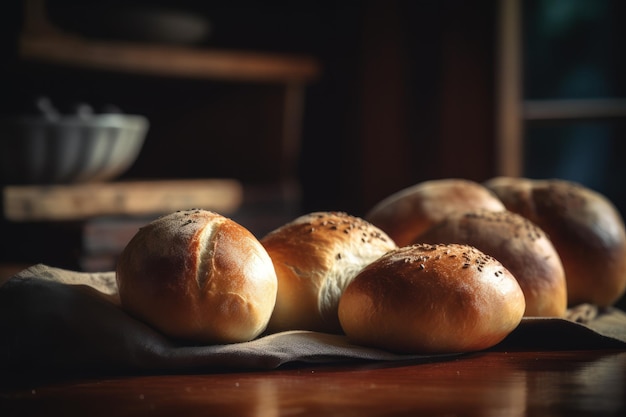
[0,114,148,185]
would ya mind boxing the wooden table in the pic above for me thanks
[2,349,624,416]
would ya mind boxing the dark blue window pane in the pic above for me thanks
[523,0,625,100]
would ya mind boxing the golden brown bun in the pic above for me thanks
[260,211,397,334]
[338,243,526,354]
[485,177,626,307]
[417,210,567,317]
[116,209,278,344]
[365,179,506,246]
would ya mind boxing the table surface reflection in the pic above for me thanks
[1,349,625,417]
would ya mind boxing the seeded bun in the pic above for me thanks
[338,243,526,354]
[365,179,506,246]
[485,177,626,307]
[116,209,278,344]
[417,210,567,317]
[260,211,397,334]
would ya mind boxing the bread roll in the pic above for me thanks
[417,210,567,317]
[116,209,278,344]
[485,177,626,307]
[365,179,506,246]
[338,243,525,354]
[260,211,397,334]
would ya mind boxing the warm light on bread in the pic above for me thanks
[260,211,397,334]
[485,177,626,307]
[338,243,526,354]
[116,209,278,344]
[417,210,567,317]
[365,178,505,246]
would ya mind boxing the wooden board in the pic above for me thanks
[2,179,243,222]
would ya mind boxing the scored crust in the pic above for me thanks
[116,209,278,344]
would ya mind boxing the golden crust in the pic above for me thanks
[365,179,505,247]
[485,177,626,307]
[338,243,526,354]
[116,209,277,344]
[261,211,397,333]
[416,209,567,317]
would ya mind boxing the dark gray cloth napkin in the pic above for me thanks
[1,264,625,381]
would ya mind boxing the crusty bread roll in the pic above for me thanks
[365,179,506,246]
[485,177,626,307]
[338,243,526,354]
[116,209,278,344]
[260,211,397,334]
[417,210,567,317]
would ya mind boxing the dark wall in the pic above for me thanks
[353,0,497,214]
[298,0,499,215]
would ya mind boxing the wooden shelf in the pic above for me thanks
[19,34,321,83]
[19,0,320,84]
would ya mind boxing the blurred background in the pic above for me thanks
[0,0,625,279]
